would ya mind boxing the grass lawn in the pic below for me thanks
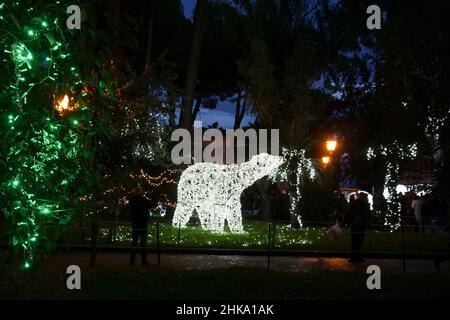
[64,219,449,253]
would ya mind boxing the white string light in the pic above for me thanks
[172,153,283,233]
[366,140,418,231]
[271,148,316,228]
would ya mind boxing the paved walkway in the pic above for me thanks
[56,251,450,273]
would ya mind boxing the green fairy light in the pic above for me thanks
[1,0,98,270]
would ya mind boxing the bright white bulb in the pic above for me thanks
[396,184,408,195]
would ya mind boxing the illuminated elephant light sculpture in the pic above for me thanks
[172,153,283,233]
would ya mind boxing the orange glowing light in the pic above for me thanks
[55,95,69,113]
[55,94,80,113]
[322,156,330,165]
[326,140,337,152]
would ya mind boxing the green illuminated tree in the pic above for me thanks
[0,0,101,268]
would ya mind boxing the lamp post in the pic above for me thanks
[322,137,338,187]
[322,138,337,165]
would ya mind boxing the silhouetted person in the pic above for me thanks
[343,192,371,262]
[423,194,439,233]
[129,186,153,265]
[349,193,356,206]
[278,188,290,221]
[411,195,424,232]
[333,193,348,225]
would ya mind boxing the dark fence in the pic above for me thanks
[48,215,450,272]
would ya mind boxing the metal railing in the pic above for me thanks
[39,215,450,272]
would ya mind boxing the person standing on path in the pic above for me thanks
[343,192,371,263]
[411,195,424,232]
[129,186,154,266]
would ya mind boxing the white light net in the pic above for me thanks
[172,153,283,233]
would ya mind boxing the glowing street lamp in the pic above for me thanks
[326,139,337,153]
[322,156,330,165]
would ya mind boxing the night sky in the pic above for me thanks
[180,0,256,128]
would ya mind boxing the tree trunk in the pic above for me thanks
[180,0,207,129]
[288,154,301,228]
[89,221,98,267]
[144,0,156,71]
[234,91,242,129]
[233,90,248,129]
[192,96,202,124]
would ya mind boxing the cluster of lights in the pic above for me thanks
[120,102,170,162]
[366,147,375,160]
[383,161,402,230]
[130,168,182,208]
[133,168,181,187]
[172,153,284,233]
[270,148,316,228]
[379,142,418,160]
[425,108,449,147]
[89,167,181,214]
[366,140,418,231]
[98,221,320,248]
